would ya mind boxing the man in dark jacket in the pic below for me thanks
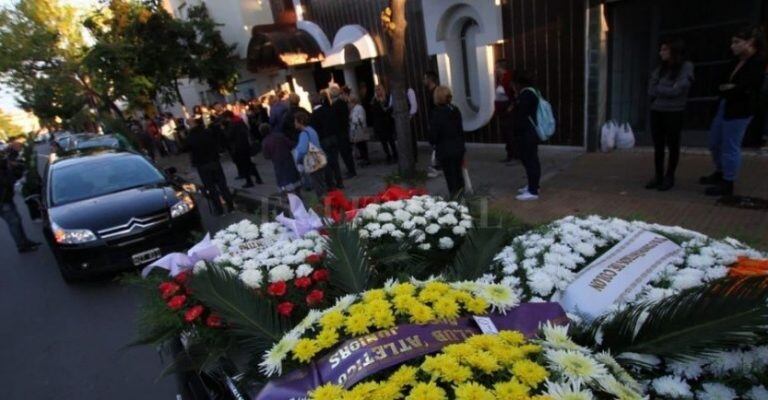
[224,111,263,188]
[329,86,357,178]
[280,93,309,142]
[428,87,466,198]
[310,91,344,189]
[186,118,234,215]
[0,140,40,252]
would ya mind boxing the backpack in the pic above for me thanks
[522,88,556,141]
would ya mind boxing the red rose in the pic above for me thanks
[306,289,324,306]
[294,276,313,290]
[158,281,180,300]
[167,295,187,310]
[184,305,205,323]
[205,314,223,328]
[276,301,295,317]
[312,269,329,282]
[267,281,287,297]
[304,253,321,265]
[174,271,191,285]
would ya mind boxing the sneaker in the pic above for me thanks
[517,186,529,194]
[516,192,539,201]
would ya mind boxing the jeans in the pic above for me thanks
[650,111,684,180]
[709,101,753,181]
[439,154,465,198]
[196,162,234,215]
[1,202,31,249]
[518,132,541,195]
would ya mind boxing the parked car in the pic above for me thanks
[41,149,203,282]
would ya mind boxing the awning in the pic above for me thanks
[247,29,325,73]
[321,25,379,68]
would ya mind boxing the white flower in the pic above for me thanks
[696,383,737,400]
[418,243,431,251]
[745,385,768,400]
[545,381,595,400]
[459,220,473,229]
[268,265,294,282]
[438,237,454,250]
[574,242,597,257]
[359,229,370,239]
[371,229,387,239]
[425,224,440,235]
[242,259,260,270]
[295,264,314,278]
[391,230,405,239]
[541,322,587,352]
[376,212,394,222]
[666,359,705,380]
[260,332,299,376]
[528,270,556,296]
[381,223,397,232]
[670,268,705,290]
[546,349,609,385]
[452,226,467,236]
[412,216,428,226]
[707,351,746,377]
[240,269,264,289]
[193,260,207,274]
[224,266,238,276]
[651,376,693,399]
[476,284,519,313]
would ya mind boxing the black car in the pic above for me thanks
[42,150,203,282]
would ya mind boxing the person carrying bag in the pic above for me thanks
[293,110,328,197]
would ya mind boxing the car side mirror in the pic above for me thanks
[165,167,178,176]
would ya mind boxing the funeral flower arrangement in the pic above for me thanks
[309,323,644,400]
[260,279,519,377]
[352,195,473,252]
[491,215,768,399]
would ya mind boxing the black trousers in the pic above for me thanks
[380,137,398,160]
[338,140,357,175]
[518,133,541,195]
[650,110,684,180]
[321,139,343,189]
[499,112,516,160]
[234,155,263,185]
[197,162,234,215]
[439,154,465,198]
[355,141,370,162]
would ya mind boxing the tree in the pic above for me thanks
[0,110,23,141]
[186,4,239,96]
[381,1,416,178]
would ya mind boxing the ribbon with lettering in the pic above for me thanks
[141,234,220,278]
[554,230,682,320]
[255,302,567,400]
[276,194,324,238]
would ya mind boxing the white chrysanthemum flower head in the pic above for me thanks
[695,382,738,400]
[268,264,295,283]
[745,385,768,400]
[545,380,595,400]
[438,237,454,250]
[260,331,299,377]
[240,269,264,289]
[541,322,587,352]
[650,375,693,399]
[476,283,519,313]
[546,349,609,385]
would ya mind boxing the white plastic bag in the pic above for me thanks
[615,122,636,149]
[600,121,617,152]
[462,159,473,195]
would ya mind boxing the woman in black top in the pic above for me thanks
[370,84,398,163]
[701,26,767,198]
[428,86,465,198]
[512,71,541,201]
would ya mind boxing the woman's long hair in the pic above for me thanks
[733,25,767,57]
[659,37,686,80]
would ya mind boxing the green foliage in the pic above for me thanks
[185,4,239,95]
[124,273,187,346]
[578,277,768,366]
[324,225,372,294]
[445,227,508,282]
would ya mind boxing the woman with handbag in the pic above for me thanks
[349,94,371,167]
[293,110,328,197]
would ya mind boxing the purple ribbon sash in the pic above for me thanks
[255,302,567,400]
[275,194,324,238]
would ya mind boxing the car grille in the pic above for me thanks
[97,212,169,241]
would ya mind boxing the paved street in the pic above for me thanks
[0,145,253,400]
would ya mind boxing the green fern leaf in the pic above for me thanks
[446,227,508,281]
[324,225,371,294]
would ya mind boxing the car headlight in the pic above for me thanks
[171,191,195,218]
[52,222,97,244]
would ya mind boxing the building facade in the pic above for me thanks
[165,0,767,149]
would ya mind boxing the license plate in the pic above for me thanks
[132,248,162,266]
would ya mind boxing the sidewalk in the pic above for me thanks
[491,149,768,250]
[155,142,583,207]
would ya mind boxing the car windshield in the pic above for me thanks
[51,155,165,206]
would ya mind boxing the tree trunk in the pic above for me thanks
[174,79,186,107]
[387,0,415,178]
[74,73,126,121]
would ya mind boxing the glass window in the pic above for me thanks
[51,155,165,206]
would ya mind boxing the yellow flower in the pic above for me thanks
[344,312,371,336]
[346,381,379,399]
[464,297,489,314]
[493,379,529,399]
[443,343,475,360]
[315,328,340,349]
[454,381,495,400]
[391,282,416,297]
[392,294,418,314]
[292,338,320,363]
[310,383,345,400]
[424,281,451,294]
[388,365,418,388]
[372,308,396,329]
[373,381,402,398]
[452,290,473,304]
[464,350,501,374]
[422,354,472,383]
[418,282,451,303]
[493,345,526,365]
[363,289,387,303]
[348,303,368,315]
[530,396,553,400]
[406,382,447,400]
[465,334,503,351]
[519,344,542,355]
[408,303,435,324]
[433,297,460,319]
[511,359,549,388]
[319,311,344,330]
[499,331,526,346]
